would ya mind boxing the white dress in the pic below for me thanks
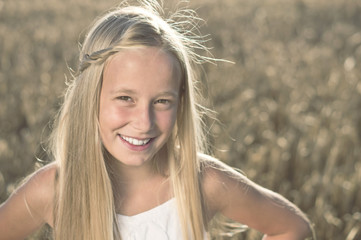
[117,198,207,240]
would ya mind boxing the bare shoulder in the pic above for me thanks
[199,154,313,238]
[0,162,58,239]
[26,162,58,205]
[27,162,58,193]
[198,153,250,214]
[23,162,58,224]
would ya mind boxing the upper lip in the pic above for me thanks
[118,134,153,146]
[117,134,153,140]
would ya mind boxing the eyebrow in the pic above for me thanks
[157,91,179,98]
[111,88,179,97]
[110,88,136,95]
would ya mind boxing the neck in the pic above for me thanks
[104,148,172,213]
[104,147,169,183]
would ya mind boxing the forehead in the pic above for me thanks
[102,47,182,93]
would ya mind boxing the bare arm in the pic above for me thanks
[202,156,313,240]
[0,163,56,240]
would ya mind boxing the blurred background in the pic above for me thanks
[0,0,360,239]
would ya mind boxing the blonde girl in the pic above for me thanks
[0,1,313,239]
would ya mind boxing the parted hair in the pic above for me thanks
[50,1,211,239]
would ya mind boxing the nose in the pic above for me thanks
[132,102,154,132]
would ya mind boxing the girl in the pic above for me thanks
[0,1,313,239]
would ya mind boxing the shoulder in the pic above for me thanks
[0,162,58,239]
[198,153,250,215]
[199,152,248,186]
[9,162,57,225]
[198,154,313,238]
[22,162,58,199]
[30,161,58,186]
[198,153,278,219]
[27,162,58,198]
[26,162,58,222]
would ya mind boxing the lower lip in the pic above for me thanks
[118,135,154,151]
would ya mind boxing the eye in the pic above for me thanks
[155,99,171,104]
[154,98,175,110]
[116,96,133,102]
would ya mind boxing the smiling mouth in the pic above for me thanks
[119,135,152,146]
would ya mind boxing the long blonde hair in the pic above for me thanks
[50,1,210,239]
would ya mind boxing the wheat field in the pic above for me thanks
[0,0,360,239]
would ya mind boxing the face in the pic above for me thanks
[99,47,181,168]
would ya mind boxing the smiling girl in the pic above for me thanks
[0,1,313,239]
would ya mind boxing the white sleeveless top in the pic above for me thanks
[117,198,207,240]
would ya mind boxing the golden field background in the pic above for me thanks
[0,0,361,239]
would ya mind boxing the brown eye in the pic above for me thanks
[155,99,171,104]
[117,96,132,102]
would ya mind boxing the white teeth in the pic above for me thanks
[120,135,151,146]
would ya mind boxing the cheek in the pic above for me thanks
[99,104,129,131]
[156,109,178,132]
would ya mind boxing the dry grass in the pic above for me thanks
[0,0,360,239]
